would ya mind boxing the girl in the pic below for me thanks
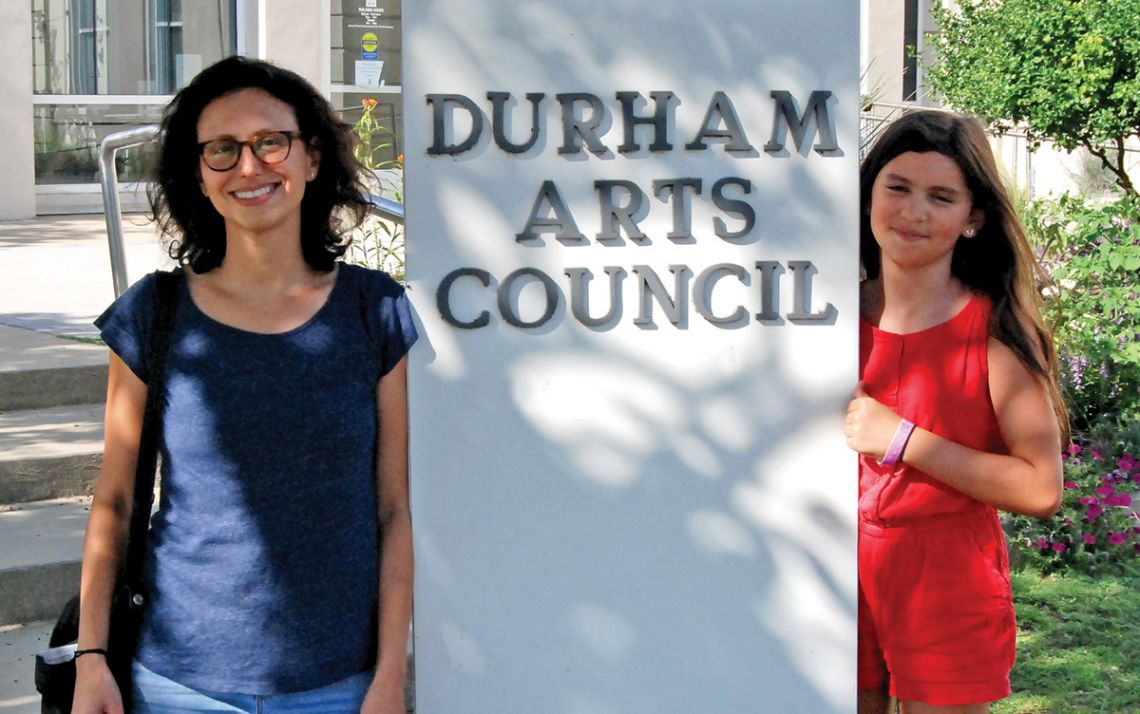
[73,57,416,714]
[845,110,1067,713]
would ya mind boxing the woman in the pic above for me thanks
[845,110,1067,713]
[73,56,416,714]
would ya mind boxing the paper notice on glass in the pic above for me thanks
[355,60,385,88]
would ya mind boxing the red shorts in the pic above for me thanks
[858,508,1016,706]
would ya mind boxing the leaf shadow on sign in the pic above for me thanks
[406,1,861,711]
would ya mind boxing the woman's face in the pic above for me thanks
[196,88,319,238]
[867,150,983,274]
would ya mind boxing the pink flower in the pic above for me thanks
[1096,484,1116,497]
[1132,473,1140,485]
[1063,517,1075,527]
[1082,533,1097,545]
[1086,504,1105,521]
[1118,453,1136,472]
[1091,448,1104,461]
[1035,537,1049,549]
[1065,444,1083,458]
[1064,480,1078,489]
[1105,493,1133,507]
[1108,533,1126,545]
[1051,542,1067,553]
[1079,496,1099,506]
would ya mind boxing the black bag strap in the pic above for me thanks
[121,268,182,588]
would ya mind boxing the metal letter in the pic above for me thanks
[488,91,544,154]
[712,178,756,240]
[754,261,783,321]
[426,94,485,155]
[437,268,492,329]
[633,264,690,327]
[763,90,840,155]
[595,180,648,243]
[565,267,625,328]
[516,180,587,244]
[787,260,834,321]
[616,91,675,153]
[653,178,702,242]
[498,268,561,328]
[556,93,608,155]
[685,91,755,152]
[694,263,749,325]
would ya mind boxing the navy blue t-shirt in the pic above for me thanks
[95,263,417,694]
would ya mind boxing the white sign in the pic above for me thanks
[405,1,859,711]
[354,59,384,87]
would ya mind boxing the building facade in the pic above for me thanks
[2,0,403,218]
[1,0,1134,219]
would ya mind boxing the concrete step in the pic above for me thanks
[0,325,108,411]
[0,404,103,503]
[0,498,89,627]
[0,619,53,713]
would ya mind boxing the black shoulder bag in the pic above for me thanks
[35,269,182,714]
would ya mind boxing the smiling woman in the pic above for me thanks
[74,57,418,714]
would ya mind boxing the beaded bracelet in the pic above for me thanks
[877,418,916,467]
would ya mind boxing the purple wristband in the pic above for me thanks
[877,418,915,466]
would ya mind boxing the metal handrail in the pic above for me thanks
[99,125,161,297]
[98,127,406,297]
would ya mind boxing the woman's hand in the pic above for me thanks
[71,656,124,714]
[844,384,903,460]
[360,677,406,714]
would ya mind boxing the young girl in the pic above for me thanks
[845,110,1068,713]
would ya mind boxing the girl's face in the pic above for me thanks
[868,151,983,275]
[196,88,319,238]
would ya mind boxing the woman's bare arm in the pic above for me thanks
[363,356,413,714]
[72,353,146,713]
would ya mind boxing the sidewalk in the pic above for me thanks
[0,212,169,712]
[0,213,173,338]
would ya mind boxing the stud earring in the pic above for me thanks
[964,228,977,238]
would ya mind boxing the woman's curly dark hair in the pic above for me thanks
[148,56,371,273]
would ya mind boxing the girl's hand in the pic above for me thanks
[360,678,406,714]
[845,384,903,460]
[72,656,123,714]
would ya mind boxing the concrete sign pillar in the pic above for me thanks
[405,2,860,711]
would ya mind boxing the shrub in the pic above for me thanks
[1025,194,1140,431]
[1007,438,1139,577]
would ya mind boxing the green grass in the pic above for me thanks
[996,569,1140,713]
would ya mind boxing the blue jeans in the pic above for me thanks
[131,660,372,713]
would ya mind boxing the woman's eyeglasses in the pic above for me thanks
[197,131,303,172]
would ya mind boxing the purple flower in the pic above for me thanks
[1051,542,1068,553]
[1035,537,1049,550]
[1118,453,1136,472]
[1080,496,1099,506]
[1087,504,1105,521]
[1082,533,1097,545]
[1064,480,1079,489]
[1108,533,1126,545]
[1097,484,1116,497]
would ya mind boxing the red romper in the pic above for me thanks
[858,295,1016,706]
